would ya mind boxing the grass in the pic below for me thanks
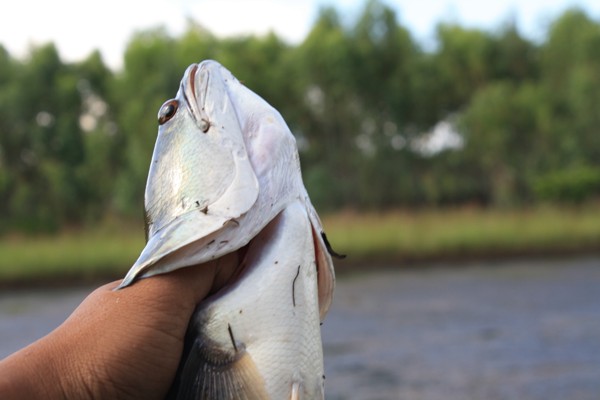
[322,204,600,264]
[1,204,599,285]
[0,225,145,285]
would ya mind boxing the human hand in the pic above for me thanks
[0,253,238,400]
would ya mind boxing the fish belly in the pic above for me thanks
[169,201,325,400]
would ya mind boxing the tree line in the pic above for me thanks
[1,0,600,232]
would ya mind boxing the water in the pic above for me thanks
[2,257,600,399]
[322,257,600,400]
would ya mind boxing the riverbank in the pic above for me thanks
[326,203,600,264]
[1,204,599,287]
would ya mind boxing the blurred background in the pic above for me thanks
[1,0,600,398]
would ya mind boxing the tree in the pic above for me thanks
[111,28,182,215]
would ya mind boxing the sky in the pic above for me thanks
[2,0,599,70]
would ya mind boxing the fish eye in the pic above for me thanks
[158,99,178,125]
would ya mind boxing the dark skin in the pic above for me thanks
[0,253,239,400]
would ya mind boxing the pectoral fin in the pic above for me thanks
[305,199,337,321]
[168,330,268,400]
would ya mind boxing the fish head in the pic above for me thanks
[145,62,260,238]
[118,60,304,288]
[218,64,302,204]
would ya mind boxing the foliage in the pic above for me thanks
[1,1,600,232]
[533,166,600,203]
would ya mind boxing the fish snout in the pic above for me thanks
[183,60,241,134]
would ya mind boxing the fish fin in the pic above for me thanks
[305,200,336,321]
[311,225,336,321]
[168,331,268,400]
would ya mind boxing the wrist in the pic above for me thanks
[0,339,70,399]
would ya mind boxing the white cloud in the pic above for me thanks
[1,0,599,70]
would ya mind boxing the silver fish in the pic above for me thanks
[118,60,339,399]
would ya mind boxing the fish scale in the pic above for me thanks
[181,203,324,399]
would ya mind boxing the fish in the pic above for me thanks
[117,60,340,399]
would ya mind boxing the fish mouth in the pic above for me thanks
[181,61,230,132]
[180,63,205,125]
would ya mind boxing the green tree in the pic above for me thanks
[111,28,182,215]
[541,9,600,165]
[430,24,495,115]
[459,82,548,206]
[0,44,86,230]
[290,6,358,209]
[72,51,120,221]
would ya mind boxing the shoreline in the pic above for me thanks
[2,248,598,291]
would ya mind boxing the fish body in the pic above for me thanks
[170,201,325,399]
[118,60,337,399]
